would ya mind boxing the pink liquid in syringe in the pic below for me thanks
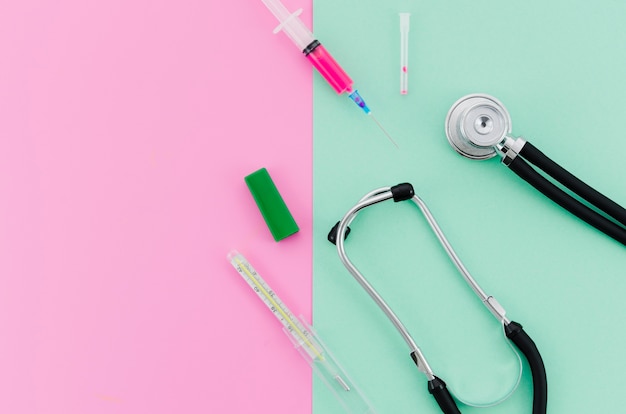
[305,44,353,94]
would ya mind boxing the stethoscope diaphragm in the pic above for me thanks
[445,94,512,160]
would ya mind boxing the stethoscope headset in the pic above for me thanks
[328,183,547,414]
[445,94,626,245]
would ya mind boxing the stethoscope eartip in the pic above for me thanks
[328,221,351,245]
[445,94,512,160]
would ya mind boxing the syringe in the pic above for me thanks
[260,0,399,149]
[228,250,376,414]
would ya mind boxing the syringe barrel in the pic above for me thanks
[260,0,353,94]
[261,0,315,51]
[305,43,353,94]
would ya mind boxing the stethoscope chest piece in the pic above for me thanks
[444,92,626,246]
[445,94,512,160]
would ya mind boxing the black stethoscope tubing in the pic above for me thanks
[507,141,626,244]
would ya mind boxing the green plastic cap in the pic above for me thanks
[244,168,300,241]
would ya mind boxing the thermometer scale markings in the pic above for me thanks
[231,254,324,361]
[228,251,377,405]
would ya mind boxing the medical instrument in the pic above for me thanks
[260,0,399,149]
[227,250,377,414]
[399,13,410,94]
[445,93,626,245]
[328,183,547,414]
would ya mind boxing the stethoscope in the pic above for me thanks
[445,93,626,245]
[328,183,547,414]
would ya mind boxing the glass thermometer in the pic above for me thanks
[228,250,376,414]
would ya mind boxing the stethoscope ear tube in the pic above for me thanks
[507,151,626,245]
[505,322,548,414]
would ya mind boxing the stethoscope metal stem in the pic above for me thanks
[409,195,510,325]
[334,186,512,380]
[335,189,436,379]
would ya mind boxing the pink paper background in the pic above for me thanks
[0,0,313,413]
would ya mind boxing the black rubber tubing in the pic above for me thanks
[520,142,626,227]
[427,376,461,414]
[505,322,547,414]
[508,156,626,245]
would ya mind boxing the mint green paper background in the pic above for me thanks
[313,0,626,412]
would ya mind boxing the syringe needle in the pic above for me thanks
[369,113,400,149]
[347,91,400,149]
